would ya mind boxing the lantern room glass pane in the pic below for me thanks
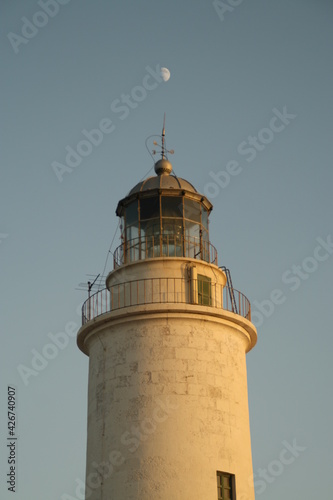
[185,221,200,259]
[162,218,183,237]
[125,201,138,226]
[126,224,139,241]
[140,219,161,259]
[141,218,160,238]
[185,220,200,240]
[202,207,208,230]
[202,228,209,242]
[140,197,160,220]
[184,198,201,222]
[161,196,183,217]
[120,216,125,238]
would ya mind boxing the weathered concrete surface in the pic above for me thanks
[78,297,256,499]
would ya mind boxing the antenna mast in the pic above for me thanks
[151,113,174,161]
[161,112,166,159]
[88,274,100,299]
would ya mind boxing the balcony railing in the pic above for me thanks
[113,235,218,268]
[81,277,251,325]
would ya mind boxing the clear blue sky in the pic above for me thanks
[1,0,333,498]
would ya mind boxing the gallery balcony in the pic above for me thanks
[81,277,251,326]
[113,235,218,268]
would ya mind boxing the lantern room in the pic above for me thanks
[114,158,217,267]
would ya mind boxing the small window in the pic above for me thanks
[217,471,235,500]
[197,274,212,306]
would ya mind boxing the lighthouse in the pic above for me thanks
[77,120,257,500]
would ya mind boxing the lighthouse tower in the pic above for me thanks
[77,121,257,500]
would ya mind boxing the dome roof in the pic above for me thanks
[116,159,213,216]
[128,173,197,195]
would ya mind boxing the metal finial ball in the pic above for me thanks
[154,159,173,176]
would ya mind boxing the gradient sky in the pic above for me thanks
[1,0,333,498]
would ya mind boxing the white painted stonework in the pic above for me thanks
[78,259,257,499]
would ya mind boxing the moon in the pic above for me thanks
[161,67,171,82]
